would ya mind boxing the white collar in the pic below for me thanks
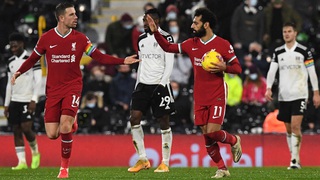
[285,41,297,52]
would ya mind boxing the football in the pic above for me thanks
[201,50,222,71]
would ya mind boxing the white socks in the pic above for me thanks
[28,139,39,155]
[161,128,172,166]
[291,133,301,163]
[131,125,147,160]
[15,146,26,164]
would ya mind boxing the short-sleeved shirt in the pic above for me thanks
[34,28,96,98]
[179,35,237,105]
[272,42,313,101]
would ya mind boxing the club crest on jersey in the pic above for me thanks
[71,42,76,51]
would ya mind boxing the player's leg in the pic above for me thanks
[128,83,152,173]
[12,124,28,170]
[21,120,40,169]
[194,105,230,178]
[9,102,27,170]
[128,110,150,172]
[289,115,303,169]
[58,114,75,178]
[154,115,172,172]
[153,84,174,172]
[205,103,241,163]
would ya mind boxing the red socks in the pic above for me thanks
[206,130,237,146]
[204,135,226,169]
[60,132,73,168]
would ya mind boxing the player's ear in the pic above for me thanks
[204,22,209,29]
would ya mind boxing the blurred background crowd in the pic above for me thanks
[1,0,320,135]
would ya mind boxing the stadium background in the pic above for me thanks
[1,0,320,168]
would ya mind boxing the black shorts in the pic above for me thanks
[277,99,307,123]
[131,83,175,118]
[8,101,34,125]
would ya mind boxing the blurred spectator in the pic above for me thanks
[0,0,21,53]
[263,0,302,50]
[105,13,135,58]
[242,65,267,106]
[143,2,156,12]
[131,15,144,54]
[231,0,264,67]
[109,64,136,115]
[82,65,112,107]
[241,65,268,134]
[168,19,191,86]
[160,4,190,36]
[78,92,109,134]
[223,73,243,133]
[205,0,242,40]
[263,109,287,133]
[169,81,193,134]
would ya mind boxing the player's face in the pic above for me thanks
[9,41,24,56]
[282,26,297,43]
[191,16,206,38]
[61,7,78,28]
[143,15,150,33]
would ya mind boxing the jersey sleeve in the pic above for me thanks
[34,35,46,56]
[154,31,179,53]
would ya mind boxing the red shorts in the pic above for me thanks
[44,93,81,123]
[194,101,226,126]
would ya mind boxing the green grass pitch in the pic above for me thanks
[1,167,320,179]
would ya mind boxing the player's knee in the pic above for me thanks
[46,132,59,139]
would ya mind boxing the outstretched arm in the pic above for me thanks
[11,51,41,85]
[90,48,140,65]
[146,15,180,53]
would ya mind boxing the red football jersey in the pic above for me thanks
[181,35,238,105]
[34,28,95,97]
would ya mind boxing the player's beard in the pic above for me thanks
[193,25,206,38]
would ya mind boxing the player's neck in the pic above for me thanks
[56,24,71,36]
[285,40,296,49]
[200,31,214,43]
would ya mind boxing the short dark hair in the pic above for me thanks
[55,2,74,21]
[283,22,297,31]
[145,8,161,20]
[9,32,25,43]
[194,7,217,30]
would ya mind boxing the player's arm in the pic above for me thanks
[87,44,140,65]
[224,57,242,74]
[4,71,12,118]
[305,59,320,108]
[29,63,42,113]
[11,51,41,85]
[265,61,278,102]
[146,15,179,53]
[160,52,174,87]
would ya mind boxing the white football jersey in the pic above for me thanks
[5,50,42,105]
[136,28,174,86]
[269,42,315,101]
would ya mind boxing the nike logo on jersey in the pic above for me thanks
[212,116,220,119]
[50,45,58,48]
[192,48,198,51]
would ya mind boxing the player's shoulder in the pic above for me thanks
[295,42,308,51]
[214,35,230,45]
[159,28,174,42]
[274,44,286,54]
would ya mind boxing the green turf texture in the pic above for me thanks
[1,167,319,179]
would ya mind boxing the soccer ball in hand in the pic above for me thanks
[201,50,222,71]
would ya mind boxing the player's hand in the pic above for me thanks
[313,92,320,108]
[28,100,36,114]
[265,89,273,102]
[124,54,141,64]
[4,106,9,118]
[208,61,226,73]
[11,72,21,85]
[146,15,157,33]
